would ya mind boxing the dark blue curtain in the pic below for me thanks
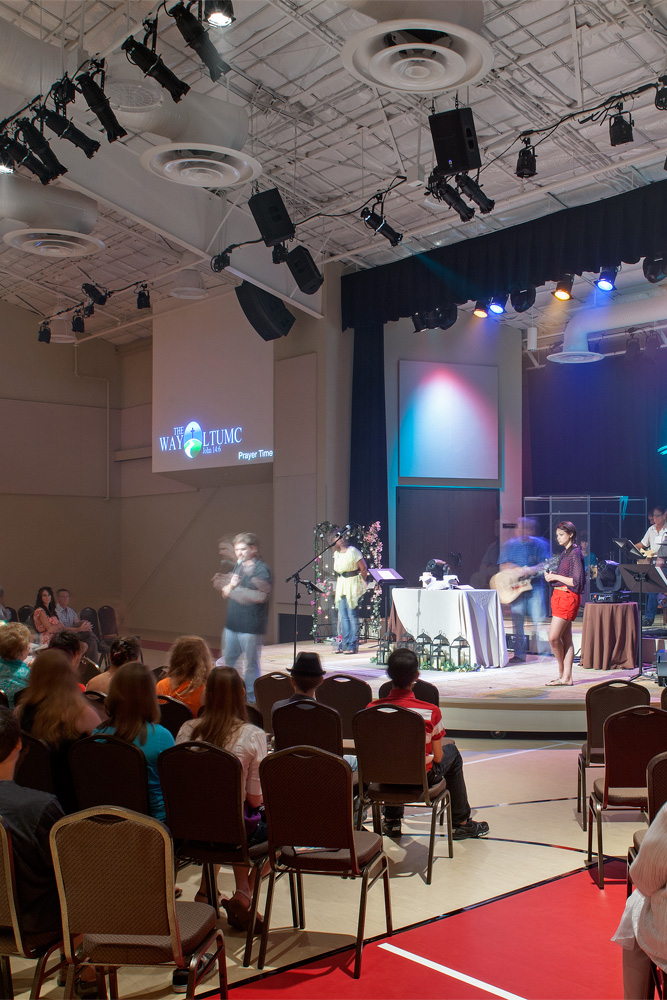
[348,320,388,550]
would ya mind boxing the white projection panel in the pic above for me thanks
[398,360,498,480]
[152,295,274,473]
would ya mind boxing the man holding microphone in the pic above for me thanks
[219,532,272,704]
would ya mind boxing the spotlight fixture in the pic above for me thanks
[553,274,574,300]
[473,300,489,318]
[645,332,663,353]
[0,135,53,184]
[360,206,403,246]
[71,310,85,334]
[489,293,508,315]
[0,145,13,174]
[136,283,151,309]
[36,108,101,159]
[510,286,536,312]
[83,302,95,318]
[15,118,67,179]
[271,243,289,264]
[625,334,641,360]
[76,71,127,143]
[210,250,231,271]
[82,282,108,306]
[656,76,667,110]
[609,104,634,146]
[168,2,228,82]
[205,0,235,26]
[412,312,427,333]
[425,169,474,222]
[643,256,667,284]
[121,36,190,103]
[38,321,51,343]
[516,137,537,178]
[596,266,618,292]
[455,173,495,214]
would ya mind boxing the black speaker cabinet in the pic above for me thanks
[656,649,667,687]
[248,188,296,247]
[286,245,323,295]
[235,281,295,341]
[428,107,481,174]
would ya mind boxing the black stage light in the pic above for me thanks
[516,138,537,178]
[412,312,426,333]
[625,334,641,360]
[82,282,108,306]
[77,72,127,143]
[169,2,228,82]
[136,283,151,309]
[16,119,67,179]
[205,0,235,26]
[271,243,289,264]
[83,302,95,318]
[0,135,53,184]
[609,105,633,146]
[510,286,536,312]
[455,173,495,214]
[0,142,13,174]
[360,207,403,246]
[210,250,231,271]
[71,310,85,334]
[438,302,458,330]
[473,300,488,318]
[553,274,574,300]
[596,266,618,292]
[489,293,507,315]
[425,168,474,221]
[643,256,667,284]
[38,321,51,343]
[36,108,101,159]
[645,332,662,353]
[121,37,190,103]
[285,245,323,295]
[656,76,667,110]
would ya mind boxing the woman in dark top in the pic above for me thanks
[544,521,585,686]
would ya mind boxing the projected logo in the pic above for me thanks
[184,421,203,459]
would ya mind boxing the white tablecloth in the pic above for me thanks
[391,588,508,668]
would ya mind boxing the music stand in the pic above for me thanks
[613,538,645,560]
[618,563,667,677]
[368,567,403,631]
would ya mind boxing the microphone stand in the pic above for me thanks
[285,534,339,665]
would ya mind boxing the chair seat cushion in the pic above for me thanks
[177,839,268,864]
[580,742,604,765]
[0,926,60,957]
[366,782,444,805]
[278,831,383,872]
[592,778,647,807]
[84,901,216,966]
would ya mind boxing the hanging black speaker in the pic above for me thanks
[248,188,296,247]
[428,107,481,174]
[235,281,295,341]
[286,246,323,295]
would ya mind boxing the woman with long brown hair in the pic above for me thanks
[16,648,99,812]
[95,661,174,820]
[156,635,211,716]
[544,521,585,686]
[176,666,267,933]
[32,586,63,646]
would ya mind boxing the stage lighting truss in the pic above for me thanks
[596,266,618,292]
[122,19,190,103]
[76,64,127,143]
[205,0,235,26]
[168,2,230,82]
[553,274,574,300]
[516,137,537,178]
[510,286,536,313]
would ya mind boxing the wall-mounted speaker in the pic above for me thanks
[428,107,481,174]
[235,281,295,341]
[286,245,323,295]
[248,188,296,247]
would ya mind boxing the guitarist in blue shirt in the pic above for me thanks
[497,518,550,663]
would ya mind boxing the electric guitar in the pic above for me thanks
[490,557,558,605]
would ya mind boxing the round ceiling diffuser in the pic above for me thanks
[2,229,105,257]
[139,144,262,188]
[341,18,493,92]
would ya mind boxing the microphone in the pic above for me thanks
[337,524,352,536]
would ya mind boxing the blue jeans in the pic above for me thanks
[511,586,547,659]
[337,597,359,652]
[224,629,262,704]
[645,592,659,621]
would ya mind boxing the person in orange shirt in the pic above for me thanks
[156,635,211,717]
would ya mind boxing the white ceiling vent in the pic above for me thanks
[548,294,667,364]
[0,175,103,258]
[2,229,105,257]
[104,51,164,112]
[140,143,261,188]
[341,1,493,93]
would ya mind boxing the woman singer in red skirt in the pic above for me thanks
[544,521,585,686]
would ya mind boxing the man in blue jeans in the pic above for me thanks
[221,532,271,704]
[498,518,550,662]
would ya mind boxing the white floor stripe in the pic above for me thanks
[463,743,568,765]
[378,943,528,1000]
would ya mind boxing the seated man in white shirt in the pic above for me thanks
[54,588,101,664]
[636,507,667,626]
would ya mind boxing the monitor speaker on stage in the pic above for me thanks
[235,281,295,341]
[428,107,481,174]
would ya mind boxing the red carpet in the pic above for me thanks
[218,862,627,999]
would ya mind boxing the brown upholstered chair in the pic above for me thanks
[352,704,452,884]
[246,703,264,729]
[258,746,392,978]
[158,742,269,967]
[661,686,667,711]
[157,695,193,738]
[378,678,440,707]
[82,691,107,724]
[14,734,54,796]
[315,675,373,741]
[253,673,292,735]
[49,806,227,999]
[627,751,667,894]
[69,735,151,814]
[588,706,667,888]
[0,817,65,999]
[77,658,99,687]
[577,678,650,830]
[97,606,119,642]
[273,700,344,755]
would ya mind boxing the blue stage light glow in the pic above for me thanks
[489,302,505,314]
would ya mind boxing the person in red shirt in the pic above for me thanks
[373,648,489,841]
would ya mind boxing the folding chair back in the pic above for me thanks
[272,700,343,755]
[97,606,119,639]
[157,695,193,738]
[378,678,439,707]
[602,706,667,801]
[69,735,151,814]
[79,609,101,641]
[647,751,667,822]
[316,675,372,739]
[14,734,55,796]
[253,673,292,734]
[353,704,428,788]
[585,679,650,759]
